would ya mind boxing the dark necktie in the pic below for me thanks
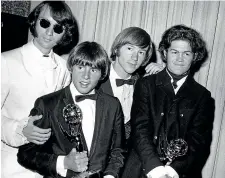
[75,94,97,102]
[116,79,135,87]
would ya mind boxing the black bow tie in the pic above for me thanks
[115,79,135,87]
[75,94,97,102]
[43,54,49,57]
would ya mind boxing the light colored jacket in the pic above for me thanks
[1,41,71,178]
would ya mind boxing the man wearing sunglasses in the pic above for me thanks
[1,1,78,178]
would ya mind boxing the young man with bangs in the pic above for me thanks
[1,1,78,178]
[18,41,125,178]
[99,27,164,144]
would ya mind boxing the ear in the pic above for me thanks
[193,53,197,61]
[163,50,167,58]
[115,48,120,57]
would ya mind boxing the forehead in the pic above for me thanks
[38,5,57,24]
[123,43,149,51]
[169,40,192,51]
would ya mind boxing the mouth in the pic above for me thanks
[79,81,90,88]
[43,37,52,42]
[128,62,138,67]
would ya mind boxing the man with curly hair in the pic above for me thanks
[122,24,215,178]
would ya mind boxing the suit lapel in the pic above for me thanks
[88,90,104,159]
[175,75,197,109]
[56,86,89,152]
[99,77,114,96]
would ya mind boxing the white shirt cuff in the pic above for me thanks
[165,165,179,178]
[15,117,29,144]
[147,166,167,178]
[56,156,67,177]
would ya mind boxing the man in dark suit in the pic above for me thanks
[17,42,125,178]
[122,25,215,178]
[98,27,164,144]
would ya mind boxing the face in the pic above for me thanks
[113,44,148,78]
[164,40,194,75]
[33,5,65,54]
[71,64,102,94]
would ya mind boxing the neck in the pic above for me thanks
[112,60,131,79]
[33,39,51,55]
[166,68,189,80]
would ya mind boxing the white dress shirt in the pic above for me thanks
[57,83,96,176]
[166,69,188,94]
[109,64,133,124]
[57,83,114,178]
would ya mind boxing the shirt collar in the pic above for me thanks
[166,69,187,94]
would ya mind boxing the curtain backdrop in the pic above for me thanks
[30,1,225,178]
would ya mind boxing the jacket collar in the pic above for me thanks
[156,68,196,99]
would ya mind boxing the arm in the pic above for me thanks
[170,90,215,175]
[104,100,125,178]
[131,78,164,175]
[1,55,27,146]
[1,55,51,147]
[18,98,89,177]
[17,98,58,177]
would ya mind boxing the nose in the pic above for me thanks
[177,52,184,61]
[46,26,54,36]
[83,67,90,80]
[131,50,138,61]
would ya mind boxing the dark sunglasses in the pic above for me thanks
[39,18,64,34]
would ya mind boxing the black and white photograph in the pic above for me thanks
[1,1,225,178]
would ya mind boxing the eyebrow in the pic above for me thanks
[170,49,192,53]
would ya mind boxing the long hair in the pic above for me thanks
[158,24,207,63]
[28,1,79,53]
[110,27,153,66]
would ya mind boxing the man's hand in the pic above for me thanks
[22,115,51,145]
[145,62,165,76]
[64,148,88,173]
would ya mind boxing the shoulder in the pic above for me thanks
[98,90,121,104]
[1,46,24,70]
[38,87,66,105]
[54,53,68,68]
[191,79,211,97]
[135,73,157,88]
[1,46,23,61]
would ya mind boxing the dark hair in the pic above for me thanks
[28,1,79,52]
[110,27,153,66]
[158,24,207,63]
[67,41,109,80]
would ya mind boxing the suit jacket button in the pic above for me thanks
[154,136,158,140]
[161,112,164,116]
[180,114,184,117]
